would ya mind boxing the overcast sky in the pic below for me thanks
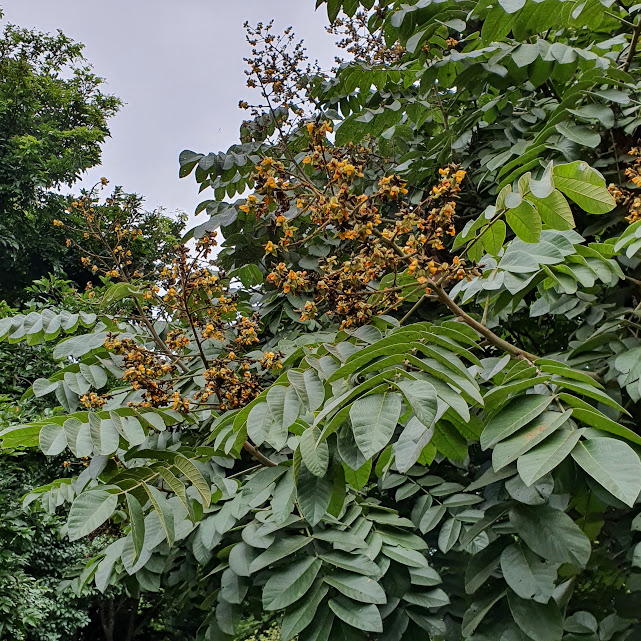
[1,1,337,224]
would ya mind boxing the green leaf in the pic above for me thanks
[438,518,461,553]
[409,565,442,587]
[33,377,59,398]
[499,0,526,12]
[493,410,572,471]
[517,427,582,486]
[570,406,641,445]
[247,401,275,447]
[300,427,329,477]
[507,590,563,641]
[173,454,211,507]
[89,413,120,455]
[419,505,446,533]
[500,543,557,603]
[571,438,641,507]
[506,200,541,243]
[155,466,190,516]
[64,418,92,457]
[313,530,366,549]
[263,557,322,610]
[319,551,380,576]
[126,494,145,565]
[396,379,438,428]
[297,464,332,526]
[236,263,263,287]
[324,572,386,604]
[529,190,575,230]
[461,587,506,637]
[394,417,434,474]
[101,282,141,307]
[250,536,312,574]
[403,588,450,609]
[481,220,507,255]
[143,483,175,546]
[465,539,504,594]
[553,161,615,214]
[432,421,468,461]
[79,363,108,389]
[510,504,591,567]
[481,395,554,450]
[297,607,334,641]
[328,597,383,633]
[289,369,326,411]
[67,490,118,541]
[564,611,598,634]
[327,465,347,518]
[39,422,67,456]
[281,581,329,641]
[267,384,300,430]
[350,391,402,459]
[382,545,428,568]
[556,122,601,148]
[343,459,371,489]
[552,378,627,414]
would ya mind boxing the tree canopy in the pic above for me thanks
[4,1,641,640]
[0,14,121,304]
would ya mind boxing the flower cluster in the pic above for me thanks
[258,151,475,327]
[195,357,261,412]
[104,334,183,409]
[327,7,406,66]
[610,147,641,224]
[51,181,184,287]
[79,392,107,409]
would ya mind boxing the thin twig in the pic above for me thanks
[624,18,641,72]
[400,294,427,325]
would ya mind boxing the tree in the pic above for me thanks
[4,2,641,641]
[0,14,120,304]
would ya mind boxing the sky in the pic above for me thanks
[1,1,338,224]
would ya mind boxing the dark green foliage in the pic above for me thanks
[0,17,120,304]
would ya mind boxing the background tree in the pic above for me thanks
[6,2,641,641]
[0,12,120,305]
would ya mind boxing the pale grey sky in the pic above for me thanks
[1,1,337,223]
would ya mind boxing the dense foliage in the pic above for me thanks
[5,1,641,640]
[0,14,120,304]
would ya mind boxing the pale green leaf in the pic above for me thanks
[350,391,402,459]
[571,437,641,507]
[263,556,322,610]
[324,572,386,604]
[67,490,118,541]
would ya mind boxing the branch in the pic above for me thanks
[371,228,406,258]
[133,299,275,468]
[372,228,539,361]
[624,18,641,72]
[243,441,277,467]
[429,281,539,362]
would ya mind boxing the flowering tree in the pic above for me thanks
[4,2,641,640]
